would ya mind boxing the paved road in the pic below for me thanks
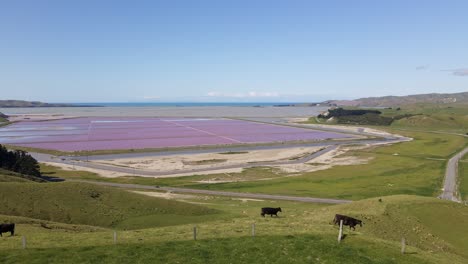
[439,147,468,202]
[66,179,352,204]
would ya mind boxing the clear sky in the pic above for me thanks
[1,0,467,102]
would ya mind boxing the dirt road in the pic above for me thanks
[66,179,352,204]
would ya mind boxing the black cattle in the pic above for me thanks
[333,214,362,230]
[0,223,15,237]
[261,207,282,217]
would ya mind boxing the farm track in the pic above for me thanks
[65,179,352,204]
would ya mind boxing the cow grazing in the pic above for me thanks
[0,223,15,237]
[261,207,282,217]
[333,214,362,230]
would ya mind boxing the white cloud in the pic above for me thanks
[442,68,468,76]
[451,69,468,76]
[142,96,160,100]
[416,65,429,70]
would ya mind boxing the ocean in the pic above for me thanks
[69,102,307,107]
[1,102,328,118]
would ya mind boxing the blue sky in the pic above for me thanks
[0,0,467,102]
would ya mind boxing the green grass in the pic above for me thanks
[40,163,106,180]
[0,235,431,264]
[459,154,468,201]
[0,168,45,183]
[0,195,467,263]
[0,182,220,229]
[179,153,445,200]
[362,130,467,158]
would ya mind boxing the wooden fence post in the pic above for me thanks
[401,237,406,254]
[113,231,117,245]
[338,220,343,243]
[252,223,255,237]
[22,236,26,249]
[193,226,197,241]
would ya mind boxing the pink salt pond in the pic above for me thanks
[0,117,352,152]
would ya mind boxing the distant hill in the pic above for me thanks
[0,100,101,108]
[323,91,468,107]
[0,112,7,122]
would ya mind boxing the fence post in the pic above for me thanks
[113,231,117,245]
[22,236,26,249]
[338,220,343,243]
[193,226,197,241]
[401,237,406,254]
[252,223,255,237]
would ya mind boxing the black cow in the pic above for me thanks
[333,214,362,230]
[261,207,282,217]
[0,223,15,237]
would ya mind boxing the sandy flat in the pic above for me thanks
[43,162,130,178]
[93,147,323,174]
[132,191,197,200]
[274,146,372,174]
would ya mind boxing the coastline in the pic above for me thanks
[0,105,329,118]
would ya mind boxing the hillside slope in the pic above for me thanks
[0,194,466,263]
[0,182,219,229]
[326,91,468,107]
[0,168,45,182]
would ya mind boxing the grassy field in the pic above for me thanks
[459,154,468,201]
[0,235,431,264]
[0,195,467,263]
[0,168,45,183]
[0,182,220,229]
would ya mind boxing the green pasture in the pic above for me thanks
[0,235,431,264]
[181,153,445,200]
[0,169,44,183]
[459,154,468,201]
[0,182,220,230]
[1,195,467,263]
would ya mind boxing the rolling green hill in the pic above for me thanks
[0,182,220,229]
[326,91,468,107]
[0,168,45,183]
[0,194,466,263]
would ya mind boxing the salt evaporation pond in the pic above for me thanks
[0,117,352,152]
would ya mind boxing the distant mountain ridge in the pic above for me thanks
[324,91,468,107]
[0,100,100,108]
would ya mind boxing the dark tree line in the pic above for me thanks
[318,108,382,118]
[0,145,41,177]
